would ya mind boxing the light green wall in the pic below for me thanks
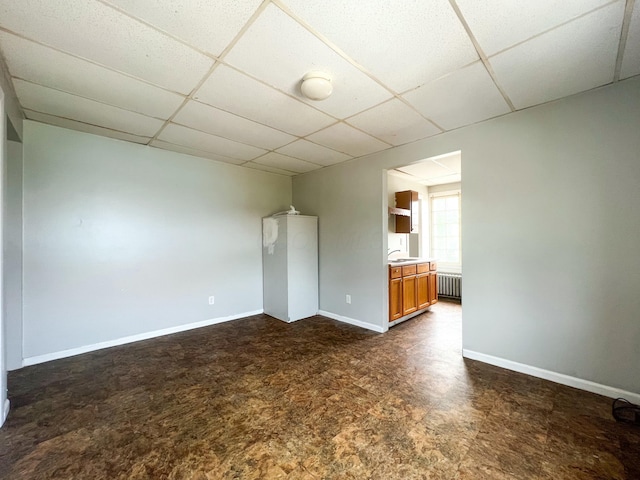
[293,159,387,331]
[294,76,640,395]
[22,122,291,360]
[4,140,22,370]
[1,60,23,141]
[428,182,461,195]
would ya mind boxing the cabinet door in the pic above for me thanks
[402,275,418,315]
[428,273,438,305]
[417,273,430,310]
[395,214,411,234]
[389,278,403,321]
[395,190,418,233]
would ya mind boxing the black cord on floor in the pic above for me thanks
[612,398,640,425]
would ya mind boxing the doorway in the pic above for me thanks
[386,150,462,328]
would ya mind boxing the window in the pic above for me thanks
[430,191,461,267]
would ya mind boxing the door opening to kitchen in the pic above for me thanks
[386,150,462,332]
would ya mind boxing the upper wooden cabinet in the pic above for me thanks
[395,190,418,233]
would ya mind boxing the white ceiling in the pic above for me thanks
[0,0,638,177]
[392,151,462,187]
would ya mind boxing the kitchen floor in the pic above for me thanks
[1,301,638,479]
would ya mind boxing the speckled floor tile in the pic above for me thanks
[1,301,639,479]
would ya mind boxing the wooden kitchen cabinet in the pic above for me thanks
[401,264,417,316]
[428,272,438,305]
[395,190,419,233]
[402,274,418,315]
[389,261,438,322]
[416,273,430,310]
[416,262,430,309]
[389,276,403,320]
[390,266,402,279]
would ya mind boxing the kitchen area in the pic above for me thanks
[387,187,439,327]
[386,151,462,327]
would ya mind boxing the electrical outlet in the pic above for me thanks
[208,296,215,305]
[346,294,351,304]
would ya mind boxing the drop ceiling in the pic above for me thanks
[390,151,462,187]
[0,0,638,176]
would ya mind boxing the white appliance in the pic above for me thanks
[262,214,318,322]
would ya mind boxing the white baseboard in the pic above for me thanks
[22,310,264,367]
[1,399,9,427]
[388,308,427,327]
[318,310,385,333]
[463,349,640,404]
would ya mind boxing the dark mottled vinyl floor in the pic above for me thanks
[1,301,639,479]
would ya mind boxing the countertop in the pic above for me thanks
[388,257,436,266]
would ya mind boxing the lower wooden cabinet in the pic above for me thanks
[428,272,438,305]
[389,262,438,322]
[402,274,418,315]
[416,273,430,310]
[389,277,403,320]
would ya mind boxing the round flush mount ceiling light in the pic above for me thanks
[300,71,333,101]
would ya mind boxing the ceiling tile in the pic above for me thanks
[283,0,479,93]
[195,65,335,136]
[243,162,296,176]
[158,124,266,161]
[0,0,630,179]
[489,2,624,109]
[307,123,390,157]
[403,62,510,130]
[432,153,462,173]
[398,161,453,180]
[103,0,262,56]
[0,32,184,119]
[457,0,613,56]
[0,0,213,94]
[174,100,296,150]
[276,139,351,166]
[424,173,462,186]
[252,152,321,173]
[14,79,164,137]
[224,4,393,117]
[149,140,245,165]
[620,3,640,79]
[388,169,419,182]
[347,99,441,146]
[24,110,151,144]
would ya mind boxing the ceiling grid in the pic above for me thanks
[448,0,516,111]
[614,0,637,80]
[0,0,637,175]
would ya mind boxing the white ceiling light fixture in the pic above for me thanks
[300,71,333,101]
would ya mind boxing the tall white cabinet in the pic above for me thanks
[262,215,318,322]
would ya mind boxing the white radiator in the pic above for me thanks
[438,273,462,299]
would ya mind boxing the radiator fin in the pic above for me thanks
[438,274,462,299]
